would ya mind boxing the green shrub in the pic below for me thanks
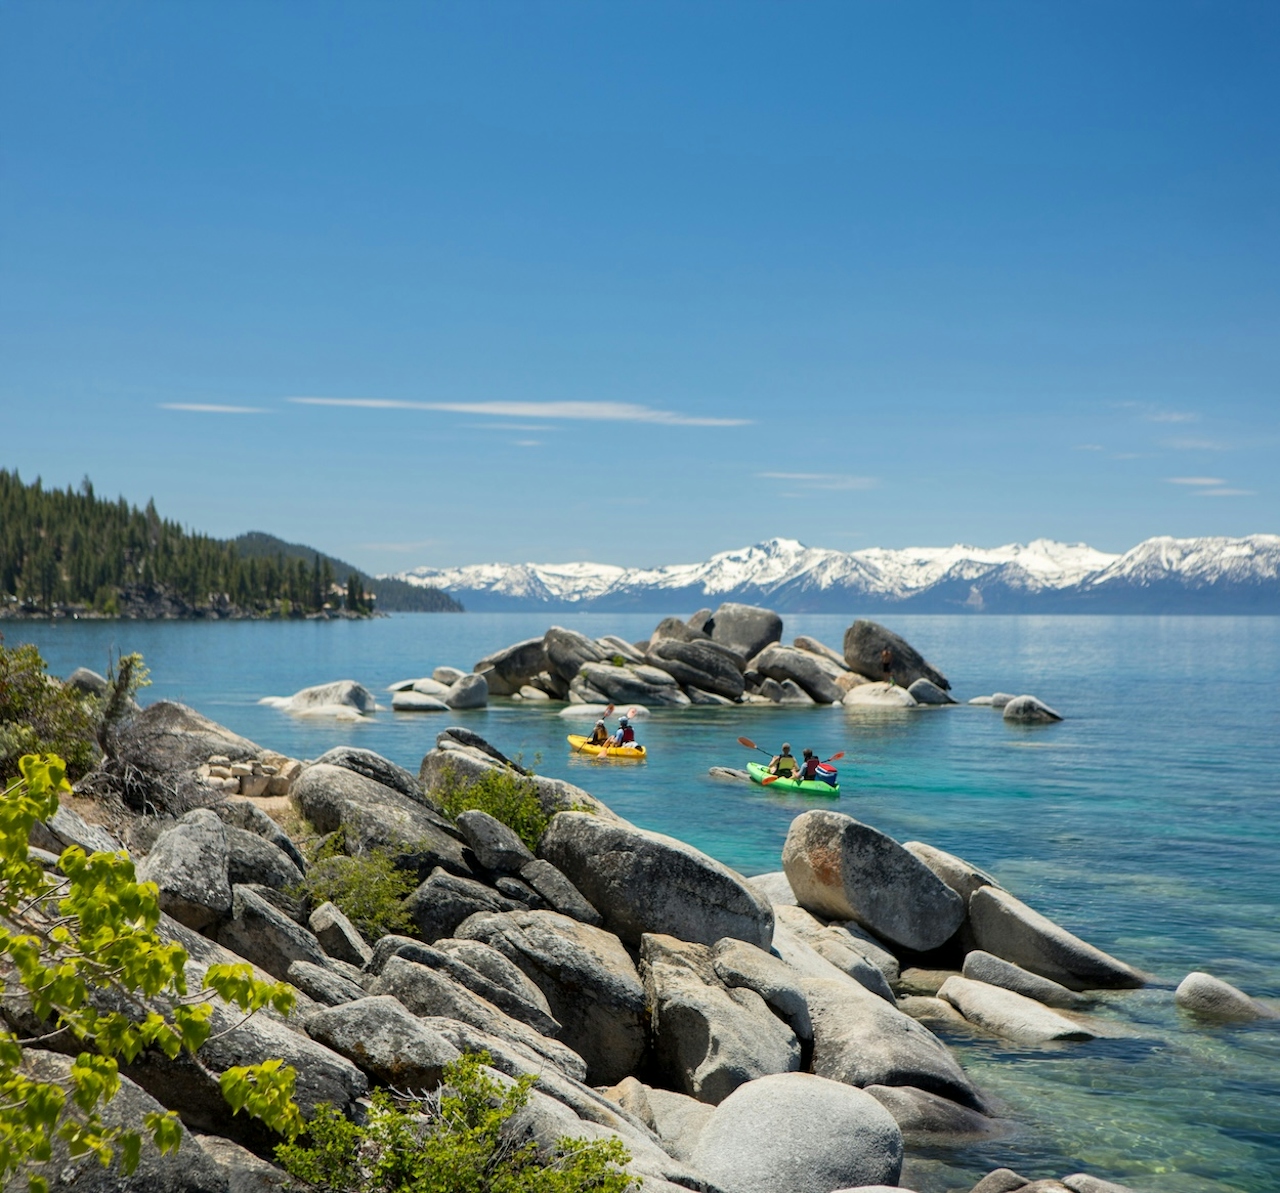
[293,838,415,940]
[276,1052,632,1193]
[2,754,302,1191]
[435,764,549,850]
[0,639,100,781]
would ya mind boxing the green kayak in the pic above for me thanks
[747,762,840,797]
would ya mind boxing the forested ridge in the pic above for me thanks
[0,469,460,617]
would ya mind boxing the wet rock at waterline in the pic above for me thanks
[962,951,1091,1010]
[968,886,1144,991]
[907,677,955,705]
[782,810,964,952]
[1175,971,1279,1021]
[392,689,449,711]
[843,682,918,708]
[261,679,376,717]
[938,976,1097,1044]
[443,672,489,709]
[1002,695,1063,723]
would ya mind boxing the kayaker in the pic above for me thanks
[798,748,820,780]
[611,715,637,748]
[769,743,799,777]
[587,719,610,747]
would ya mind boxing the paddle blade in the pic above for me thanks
[761,775,779,784]
[826,751,845,762]
[603,704,615,717]
[738,736,759,750]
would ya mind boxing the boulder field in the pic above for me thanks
[26,703,1206,1193]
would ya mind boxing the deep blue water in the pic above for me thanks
[9,613,1280,1192]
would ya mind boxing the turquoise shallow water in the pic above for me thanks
[9,613,1280,1192]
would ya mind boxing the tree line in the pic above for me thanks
[0,469,454,616]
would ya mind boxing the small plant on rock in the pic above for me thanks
[435,764,549,851]
[294,833,415,940]
[276,1052,633,1193]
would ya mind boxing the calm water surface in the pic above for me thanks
[11,613,1280,1192]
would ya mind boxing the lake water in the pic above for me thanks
[9,613,1280,1192]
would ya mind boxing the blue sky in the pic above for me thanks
[2,1,1276,571]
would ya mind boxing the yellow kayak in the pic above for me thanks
[567,734,647,760]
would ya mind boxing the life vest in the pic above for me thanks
[618,725,635,744]
[775,754,797,775]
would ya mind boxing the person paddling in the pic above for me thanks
[611,715,637,749]
[587,719,610,747]
[798,748,820,780]
[769,743,799,777]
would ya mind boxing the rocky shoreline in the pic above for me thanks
[18,682,1277,1192]
[256,602,1062,723]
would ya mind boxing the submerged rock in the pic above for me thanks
[1002,695,1063,723]
[1175,971,1279,1021]
[938,976,1096,1044]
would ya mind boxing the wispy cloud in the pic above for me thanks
[757,472,877,492]
[465,422,551,432]
[1074,444,1105,452]
[1162,437,1231,451]
[288,397,751,427]
[514,440,541,448]
[160,403,268,414]
[1194,488,1255,498]
[1167,476,1226,486]
[1145,410,1198,423]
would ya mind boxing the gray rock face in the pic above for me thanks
[286,959,366,1007]
[642,934,801,1104]
[517,858,603,925]
[1061,1175,1141,1193]
[432,938,555,1019]
[1002,695,1063,723]
[843,682,918,708]
[578,661,691,707]
[596,634,647,664]
[305,995,461,1092]
[403,868,521,942]
[651,615,711,644]
[863,1084,1003,1143]
[475,637,549,693]
[411,677,452,697]
[364,938,559,1035]
[938,976,1096,1043]
[433,666,466,685]
[456,809,535,873]
[110,700,263,776]
[370,956,586,1081]
[687,686,735,705]
[1174,971,1279,1020]
[843,620,949,690]
[444,673,489,709]
[773,907,896,1001]
[544,626,610,684]
[137,809,233,931]
[793,636,850,669]
[225,826,302,892]
[752,644,846,704]
[706,602,783,661]
[539,811,774,949]
[197,1133,306,1193]
[776,678,816,705]
[644,1086,715,1161]
[24,1049,230,1193]
[691,1071,904,1193]
[782,810,964,952]
[969,1169,1032,1193]
[312,747,425,802]
[293,763,469,881]
[968,886,1144,991]
[65,665,110,696]
[748,870,798,907]
[712,937,813,1040]
[214,800,305,873]
[963,951,1090,1010]
[455,909,647,1085]
[770,922,983,1109]
[392,690,449,711]
[215,886,329,980]
[904,841,1001,905]
[645,638,746,700]
[309,901,372,967]
[286,680,376,714]
[32,805,123,857]
[907,678,956,706]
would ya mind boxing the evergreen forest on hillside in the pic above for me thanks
[0,469,461,618]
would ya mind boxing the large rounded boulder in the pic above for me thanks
[705,602,783,661]
[645,638,746,700]
[544,626,610,685]
[751,644,845,704]
[842,621,949,690]
[782,810,964,952]
[690,1072,904,1193]
[538,812,774,949]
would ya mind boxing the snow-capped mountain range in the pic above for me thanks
[391,535,1280,613]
